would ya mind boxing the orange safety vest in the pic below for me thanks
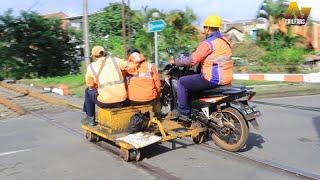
[202,32,233,85]
[127,61,159,102]
[88,57,127,103]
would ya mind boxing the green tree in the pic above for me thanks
[161,8,200,55]
[89,3,142,58]
[131,7,164,60]
[89,4,201,63]
[257,0,287,43]
[132,7,201,61]
[0,9,80,79]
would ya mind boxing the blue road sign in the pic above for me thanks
[148,20,166,32]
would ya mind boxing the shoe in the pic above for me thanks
[81,116,89,124]
[82,116,96,126]
[171,109,191,121]
[171,109,180,119]
[178,114,189,121]
[90,120,97,126]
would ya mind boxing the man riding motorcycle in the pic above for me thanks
[172,15,233,120]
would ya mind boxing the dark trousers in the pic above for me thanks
[177,74,217,115]
[83,88,126,117]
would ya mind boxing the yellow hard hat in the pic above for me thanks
[91,46,105,57]
[203,15,222,28]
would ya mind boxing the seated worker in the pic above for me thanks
[126,49,161,106]
[82,46,137,126]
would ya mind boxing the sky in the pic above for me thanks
[0,0,319,24]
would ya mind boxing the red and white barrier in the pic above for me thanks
[233,72,320,83]
[43,84,70,96]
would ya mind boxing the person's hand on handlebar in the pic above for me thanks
[169,56,175,65]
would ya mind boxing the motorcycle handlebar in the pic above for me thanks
[166,47,174,55]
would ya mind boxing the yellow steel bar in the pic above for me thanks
[116,140,135,149]
[164,126,206,140]
[161,119,183,131]
[150,118,167,139]
[81,124,134,150]
[161,135,177,142]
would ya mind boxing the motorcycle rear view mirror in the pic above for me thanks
[166,48,174,55]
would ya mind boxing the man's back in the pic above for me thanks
[86,57,127,104]
[127,61,160,102]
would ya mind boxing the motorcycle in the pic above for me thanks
[159,50,261,152]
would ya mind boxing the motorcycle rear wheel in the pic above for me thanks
[211,107,248,152]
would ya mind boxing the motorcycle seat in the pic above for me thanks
[199,84,247,96]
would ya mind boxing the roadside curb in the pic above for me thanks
[234,73,320,83]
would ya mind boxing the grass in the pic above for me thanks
[20,75,320,99]
[233,80,283,86]
[21,74,85,97]
[252,83,320,99]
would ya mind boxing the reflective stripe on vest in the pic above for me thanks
[129,62,153,79]
[110,57,123,81]
[89,58,106,87]
[206,56,231,63]
[91,57,124,90]
[135,72,152,77]
[99,80,125,89]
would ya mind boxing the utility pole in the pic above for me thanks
[83,0,90,66]
[127,0,131,49]
[154,31,158,70]
[121,0,128,58]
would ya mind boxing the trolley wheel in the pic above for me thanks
[85,130,99,142]
[132,149,141,161]
[193,132,205,144]
[120,148,130,161]
[120,148,141,162]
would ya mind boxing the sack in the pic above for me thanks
[127,112,149,134]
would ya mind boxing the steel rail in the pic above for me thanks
[0,94,26,115]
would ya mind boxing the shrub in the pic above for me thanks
[233,41,266,61]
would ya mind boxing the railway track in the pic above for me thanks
[0,85,69,120]
[0,83,318,180]
[29,112,319,180]
[184,139,319,180]
[0,103,18,119]
[26,105,180,180]
[0,84,179,179]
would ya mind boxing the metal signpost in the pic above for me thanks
[148,19,166,71]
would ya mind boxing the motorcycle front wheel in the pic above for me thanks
[211,107,249,152]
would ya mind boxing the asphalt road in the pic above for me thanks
[0,95,319,179]
[247,95,320,175]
